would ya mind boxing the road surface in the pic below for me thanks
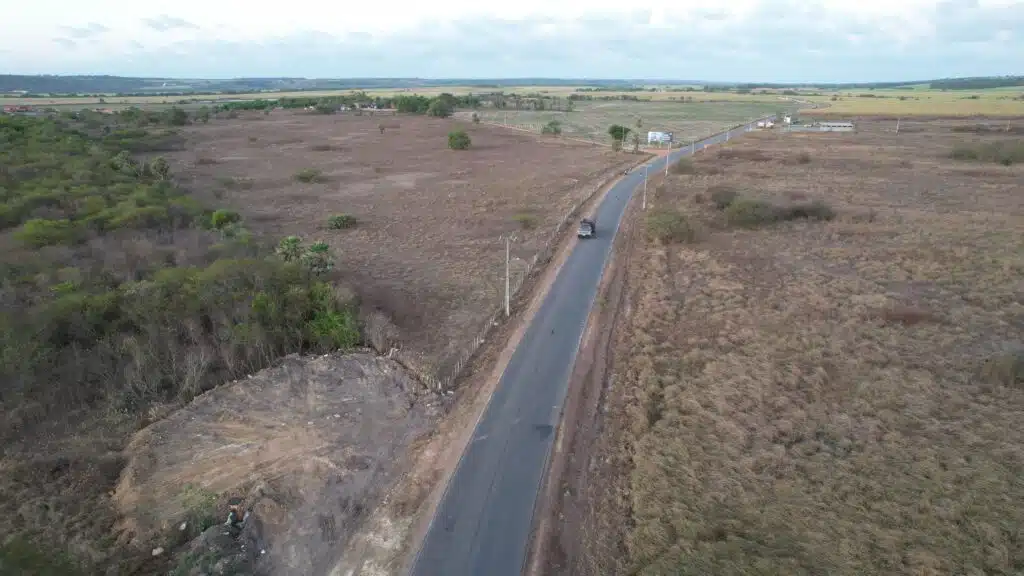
[409,119,769,576]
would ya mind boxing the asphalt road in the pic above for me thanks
[409,119,769,576]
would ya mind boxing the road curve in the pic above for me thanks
[409,118,772,576]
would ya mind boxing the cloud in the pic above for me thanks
[4,0,1024,80]
[142,15,198,32]
[52,38,77,49]
[60,23,108,39]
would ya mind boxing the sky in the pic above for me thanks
[1,0,1022,82]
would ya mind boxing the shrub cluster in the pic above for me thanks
[0,115,361,444]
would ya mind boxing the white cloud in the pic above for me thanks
[1,0,1021,81]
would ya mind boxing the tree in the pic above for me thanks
[427,99,454,118]
[164,106,188,126]
[565,99,574,113]
[471,112,480,124]
[315,100,337,115]
[197,106,211,124]
[542,121,562,136]
[448,130,471,150]
[608,124,631,144]
[631,131,641,153]
[149,157,170,180]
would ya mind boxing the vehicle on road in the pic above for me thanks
[577,218,596,239]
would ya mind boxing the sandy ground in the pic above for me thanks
[546,118,1024,574]
[167,111,636,382]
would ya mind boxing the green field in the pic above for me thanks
[458,100,783,145]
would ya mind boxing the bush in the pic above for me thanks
[15,218,84,247]
[327,214,357,229]
[646,208,697,243]
[950,140,1024,165]
[301,241,334,275]
[708,185,739,210]
[781,199,836,221]
[724,198,781,228]
[542,121,562,135]
[796,151,812,164]
[295,168,327,183]
[671,159,696,174]
[471,113,480,124]
[311,144,338,152]
[726,197,835,228]
[427,100,454,118]
[210,209,241,230]
[448,130,471,150]
[513,213,538,229]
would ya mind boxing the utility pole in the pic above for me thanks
[504,235,514,317]
[643,165,648,210]
[691,138,695,155]
[895,117,901,135]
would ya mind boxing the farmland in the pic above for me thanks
[571,119,1024,574]
[164,110,638,381]
[802,88,1024,117]
[459,100,782,144]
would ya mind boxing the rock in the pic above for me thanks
[152,547,165,557]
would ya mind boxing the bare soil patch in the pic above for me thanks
[166,111,636,381]
[563,118,1024,574]
[113,352,441,575]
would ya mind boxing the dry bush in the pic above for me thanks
[311,143,342,152]
[876,304,941,325]
[195,156,219,165]
[670,158,696,175]
[707,185,739,210]
[950,140,1024,165]
[980,351,1024,389]
[294,168,328,183]
[513,212,539,230]
[645,208,698,243]
[717,148,771,162]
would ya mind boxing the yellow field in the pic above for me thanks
[804,89,1024,117]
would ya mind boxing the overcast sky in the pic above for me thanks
[1,0,1022,82]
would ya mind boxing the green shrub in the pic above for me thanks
[781,199,836,221]
[15,218,84,247]
[646,208,697,243]
[708,185,739,210]
[276,236,303,262]
[327,214,357,230]
[211,209,242,230]
[295,168,327,183]
[724,198,781,228]
[427,100,454,118]
[542,121,562,135]
[448,130,471,150]
[301,241,334,275]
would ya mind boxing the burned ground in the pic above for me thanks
[556,118,1024,575]
[166,111,636,381]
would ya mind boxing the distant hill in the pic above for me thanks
[1,74,1021,97]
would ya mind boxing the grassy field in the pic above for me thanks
[593,118,1024,575]
[804,88,1024,117]
[460,100,782,144]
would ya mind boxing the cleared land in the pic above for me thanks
[166,110,637,381]
[458,100,781,143]
[570,119,1024,574]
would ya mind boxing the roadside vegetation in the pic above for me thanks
[0,114,360,573]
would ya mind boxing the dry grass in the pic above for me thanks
[603,118,1024,575]
[167,111,635,379]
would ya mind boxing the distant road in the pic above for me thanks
[409,118,770,576]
